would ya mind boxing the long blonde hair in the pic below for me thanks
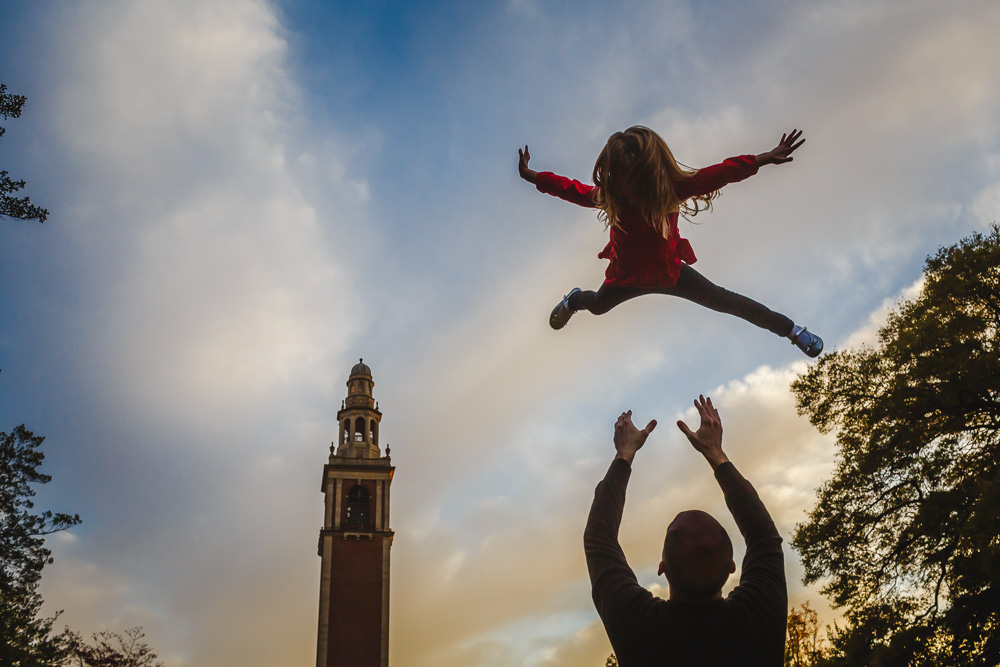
[592,126,719,236]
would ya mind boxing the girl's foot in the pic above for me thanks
[789,325,823,357]
[550,288,581,330]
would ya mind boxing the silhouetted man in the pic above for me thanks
[584,395,786,666]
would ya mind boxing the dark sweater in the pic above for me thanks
[584,459,786,666]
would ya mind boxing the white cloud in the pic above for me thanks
[972,179,1000,226]
[44,0,371,425]
[843,277,924,349]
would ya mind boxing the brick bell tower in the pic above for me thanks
[316,359,394,667]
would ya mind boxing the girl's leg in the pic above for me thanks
[569,284,648,315]
[661,265,794,336]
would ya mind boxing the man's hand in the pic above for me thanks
[518,145,538,184]
[614,410,657,464]
[676,395,730,470]
[755,129,804,166]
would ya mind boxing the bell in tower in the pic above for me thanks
[316,359,395,667]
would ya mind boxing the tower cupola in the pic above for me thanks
[335,358,383,458]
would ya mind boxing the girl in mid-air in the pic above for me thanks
[517,126,823,357]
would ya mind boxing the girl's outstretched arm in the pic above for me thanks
[518,145,538,184]
[755,129,805,166]
[523,146,599,208]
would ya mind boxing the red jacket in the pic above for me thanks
[535,155,759,288]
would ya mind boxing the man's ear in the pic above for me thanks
[657,560,667,577]
[729,560,736,574]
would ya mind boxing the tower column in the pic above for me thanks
[316,359,395,667]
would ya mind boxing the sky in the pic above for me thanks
[1,0,999,665]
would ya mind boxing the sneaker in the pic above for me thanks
[790,325,824,358]
[550,288,581,330]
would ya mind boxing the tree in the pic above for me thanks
[785,602,827,666]
[605,653,618,667]
[1,425,81,666]
[68,627,164,667]
[1,84,49,223]
[791,225,1000,665]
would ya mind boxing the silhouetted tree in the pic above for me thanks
[68,627,164,667]
[785,602,826,666]
[791,226,1000,665]
[1,425,81,666]
[1,84,48,223]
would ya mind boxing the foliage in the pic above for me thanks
[1,84,49,223]
[1,425,81,665]
[791,226,1000,665]
[605,653,618,667]
[68,627,165,667]
[785,602,827,666]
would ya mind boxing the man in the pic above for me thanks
[584,395,786,666]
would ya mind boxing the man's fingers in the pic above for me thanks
[676,420,693,438]
[696,396,709,418]
[643,419,657,434]
[704,396,718,417]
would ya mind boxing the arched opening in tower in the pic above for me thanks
[345,484,371,529]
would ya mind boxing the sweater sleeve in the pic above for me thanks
[535,171,599,208]
[676,155,759,200]
[583,459,655,648]
[715,462,787,659]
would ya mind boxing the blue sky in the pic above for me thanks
[2,1,999,665]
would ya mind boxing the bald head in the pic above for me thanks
[658,510,735,600]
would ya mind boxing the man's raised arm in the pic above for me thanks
[583,412,657,639]
[677,395,787,657]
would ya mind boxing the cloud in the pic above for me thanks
[972,180,1000,226]
[843,277,924,349]
[43,0,371,427]
[21,2,372,664]
[391,269,926,665]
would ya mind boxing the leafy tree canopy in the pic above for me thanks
[1,84,49,223]
[791,225,1000,665]
[1,425,81,666]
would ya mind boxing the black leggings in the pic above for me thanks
[567,264,794,337]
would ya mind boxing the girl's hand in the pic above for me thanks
[518,145,538,183]
[756,129,805,166]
